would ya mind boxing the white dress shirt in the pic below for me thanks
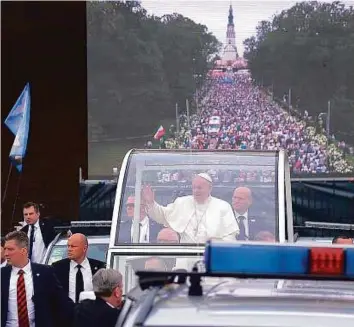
[1,260,7,268]
[69,258,93,303]
[105,301,115,308]
[6,261,35,327]
[131,216,150,243]
[235,211,249,239]
[26,220,46,263]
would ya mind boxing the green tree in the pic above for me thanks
[244,1,354,143]
[87,1,220,138]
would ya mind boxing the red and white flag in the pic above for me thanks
[153,125,165,140]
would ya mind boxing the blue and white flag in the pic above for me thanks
[4,83,31,172]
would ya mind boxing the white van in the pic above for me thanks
[208,116,221,135]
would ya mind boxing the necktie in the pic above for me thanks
[75,265,84,303]
[131,223,143,243]
[238,216,247,240]
[28,225,35,260]
[140,222,148,242]
[17,270,29,327]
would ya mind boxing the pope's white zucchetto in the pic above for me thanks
[197,173,212,183]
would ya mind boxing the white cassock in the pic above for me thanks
[146,195,239,243]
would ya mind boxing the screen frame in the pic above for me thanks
[110,149,287,248]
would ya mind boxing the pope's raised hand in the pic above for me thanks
[142,185,154,205]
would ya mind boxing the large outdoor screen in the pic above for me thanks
[87,0,354,178]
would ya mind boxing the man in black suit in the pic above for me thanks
[52,233,106,303]
[20,202,57,263]
[232,187,275,241]
[74,268,123,327]
[1,231,74,327]
[1,237,7,268]
[118,195,162,243]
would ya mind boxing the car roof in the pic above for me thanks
[141,279,354,327]
[54,235,109,246]
[295,237,333,244]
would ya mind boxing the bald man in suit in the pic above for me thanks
[232,187,275,241]
[52,233,105,304]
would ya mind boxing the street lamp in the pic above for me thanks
[318,100,331,140]
[193,73,203,115]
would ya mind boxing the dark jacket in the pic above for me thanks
[118,218,162,243]
[236,210,276,241]
[52,258,106,296]
[74,297,121,327]
[1,263,74,327]
[21,218,57,248]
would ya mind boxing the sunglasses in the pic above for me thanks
[126,204,146,209]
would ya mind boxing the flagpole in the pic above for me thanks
[1,163,13,205]
[10,172,23,228]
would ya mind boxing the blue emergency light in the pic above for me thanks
[204,241,354,278]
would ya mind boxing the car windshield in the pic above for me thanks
[209,124,220,129]
[46,243,109,265]
[111,253,205,292]
[114,150,279,246]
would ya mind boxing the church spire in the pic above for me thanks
[228,4,234,26]
[222,3,238,62]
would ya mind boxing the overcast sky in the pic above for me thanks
[141,0,354,56]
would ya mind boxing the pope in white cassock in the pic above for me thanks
[142,173,239,244]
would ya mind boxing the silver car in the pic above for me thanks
[116,241,354,327]
[42,220,110,265]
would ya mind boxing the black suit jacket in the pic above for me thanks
[236,210,275,241]
[118,218,162,243]
[21,218,57,248]
[1,263,74,327]
[52,258,106,296]
[74,297,121,327]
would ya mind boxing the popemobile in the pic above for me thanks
[106,149,296,293]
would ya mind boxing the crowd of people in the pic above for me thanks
[162,72,353,174]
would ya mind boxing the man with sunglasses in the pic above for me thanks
[118,196,162,243]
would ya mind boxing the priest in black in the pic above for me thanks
[52,233,105,303]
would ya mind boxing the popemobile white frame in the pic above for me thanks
[106,149,294,293]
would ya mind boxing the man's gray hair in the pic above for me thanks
[93,268,123,297]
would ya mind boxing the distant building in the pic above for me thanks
[222,4,238,62]
[215,4,247,71]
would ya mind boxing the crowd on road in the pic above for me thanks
[162,72,353,174]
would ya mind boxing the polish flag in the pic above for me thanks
[153,125,165,140]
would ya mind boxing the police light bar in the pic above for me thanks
[204,241,354,278]
[70,221,112,228]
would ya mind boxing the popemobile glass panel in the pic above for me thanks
[109,150,282,276]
